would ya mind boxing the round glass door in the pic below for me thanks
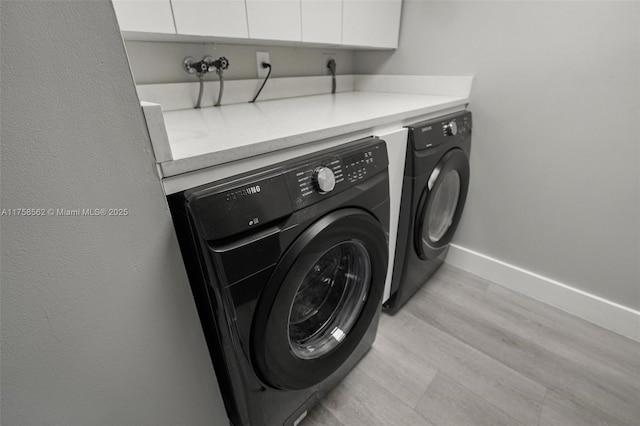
[251,209,387,390]
[288,241,371,360]
[415,149,470,260]
[426,170,461,243]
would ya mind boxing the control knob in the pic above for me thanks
[313,166,336,193]
[444,121,458,136]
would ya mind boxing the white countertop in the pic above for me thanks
[138,75,472,178]
[156,90,468,177]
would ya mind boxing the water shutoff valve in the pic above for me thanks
[183,56,231,108]
[184,56,216,75]
[184,56,229,76]
[212,57,229,72]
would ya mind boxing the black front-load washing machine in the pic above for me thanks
[168,138,390,425]
[384,111,472,314]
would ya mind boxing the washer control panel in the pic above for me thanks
[294,157,344,197]
[344,148,377,183]
[186,138,388,240]
[314,166,336,193]
[288,140,387,209]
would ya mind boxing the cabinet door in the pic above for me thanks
[301,0,342,44]
[112,0,176,34]
[246,0,302,42]
[172,0,249,38]
[342,0,402,48]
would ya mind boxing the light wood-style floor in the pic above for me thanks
[304,264,640,426]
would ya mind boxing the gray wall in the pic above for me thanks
[355,1,640,309]
[1,1,226,424]
[125,40,355,84]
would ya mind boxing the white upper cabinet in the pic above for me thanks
[246,0,302,42]
[171,0,249,38]
[301,0,342,44]
[342,0,402,48]
[112,0,176,34]
[114,0,403,49]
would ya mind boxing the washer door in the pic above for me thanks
[415,148,470,260]
[252,208,387,390]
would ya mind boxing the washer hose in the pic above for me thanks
[195,75,205,109]
[215,71,224,107]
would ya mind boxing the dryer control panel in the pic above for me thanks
[409,111,472,151]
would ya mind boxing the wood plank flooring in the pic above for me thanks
[304,264,640,426]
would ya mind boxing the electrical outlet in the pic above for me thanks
[322,53,336,75]
[256,51,270,78]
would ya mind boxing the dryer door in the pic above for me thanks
[415,148,470,260]
[251,208,387,390]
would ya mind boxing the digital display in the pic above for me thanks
[344,152,366,169]
[344,150,374,182]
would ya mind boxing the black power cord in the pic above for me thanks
[250,62,271,103]
[327,59,337,94]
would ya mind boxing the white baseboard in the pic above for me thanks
[446,244,640,343]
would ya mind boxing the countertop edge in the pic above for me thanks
[159,97,469,178]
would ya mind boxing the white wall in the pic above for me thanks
[124,40,355,84]
[355,1,640,310]
[1,1,227,424]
